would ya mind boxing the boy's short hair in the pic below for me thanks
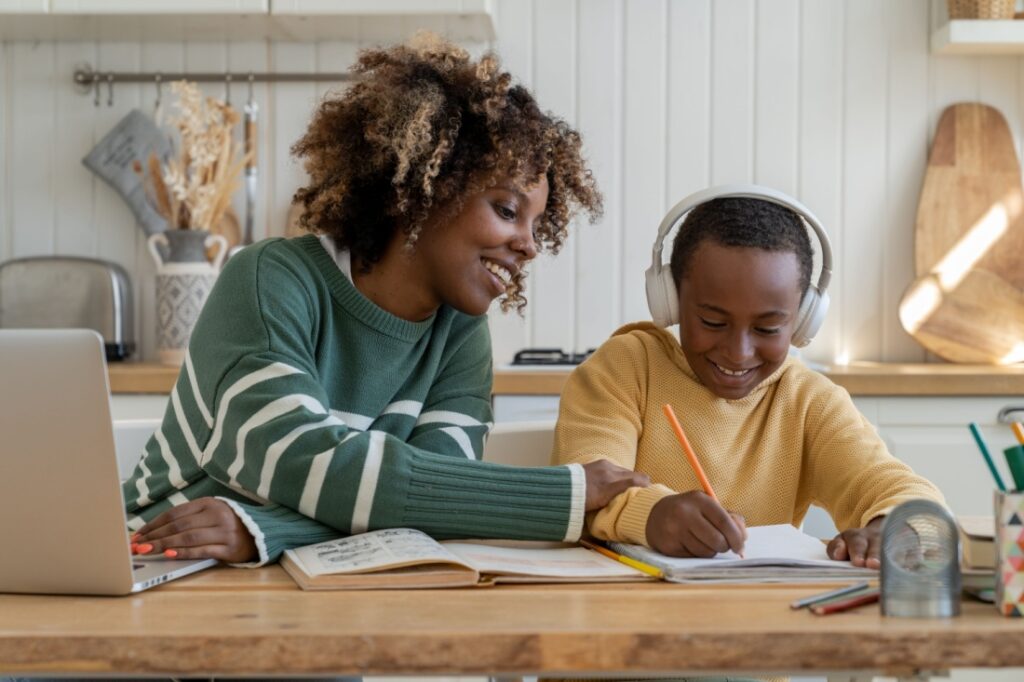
[668,197,813,295]
[291,32,601,312]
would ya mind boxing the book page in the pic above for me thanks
[288,528,466,577]
[609,524,877,581]
[442,542,645,579]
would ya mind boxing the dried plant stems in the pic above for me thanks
[142,80,251,232]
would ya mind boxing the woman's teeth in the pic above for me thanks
[714,362,753,377]
[483,260,512,285]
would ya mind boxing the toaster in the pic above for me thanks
[0,256,135,360]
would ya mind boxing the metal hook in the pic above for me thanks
[106,73,114,107]
[247,72,255,106]
[154,73,162,109]
[224,73,232,106]
[92,74,101,107]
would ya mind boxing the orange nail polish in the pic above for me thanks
[164,549,178,558]
[136,543,153,555]
[130,543,139,553]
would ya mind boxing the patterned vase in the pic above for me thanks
[147,229,228,366]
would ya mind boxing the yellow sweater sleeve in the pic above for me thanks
[801,382,946,530]
[553,333,675,545]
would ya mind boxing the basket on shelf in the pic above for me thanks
[947,0,1016,19]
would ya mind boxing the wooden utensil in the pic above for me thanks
[899,103,1024,364]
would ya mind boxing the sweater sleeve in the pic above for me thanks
[553,334,675,545]
[802,379,946,531]
[183,244,582,563]
[405,315,493,461]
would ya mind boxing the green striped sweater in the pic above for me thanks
[122,234,584,565]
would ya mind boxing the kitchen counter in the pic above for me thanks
[109,361,1024,396]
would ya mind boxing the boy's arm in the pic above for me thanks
[553,336,676,545]
[803,382,946,532]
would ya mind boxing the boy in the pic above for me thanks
[553,188,943,567]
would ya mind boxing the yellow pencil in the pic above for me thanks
[579,538,664,579]
[1012,422,1024,447]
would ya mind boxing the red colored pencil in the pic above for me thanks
[810,588,880,615]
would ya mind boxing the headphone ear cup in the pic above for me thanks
[791,286,829,348]
[645,265,679,328]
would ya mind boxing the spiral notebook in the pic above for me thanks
[609,524,878,584]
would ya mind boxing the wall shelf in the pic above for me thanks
[931,19,1024,55]
[0,0,495,42]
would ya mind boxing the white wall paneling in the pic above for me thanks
[2,0,1023,367]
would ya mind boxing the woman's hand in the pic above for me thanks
[131,497,258,564]
[645,491,747,557]
[827,515,885,569]
[581,460,651,511]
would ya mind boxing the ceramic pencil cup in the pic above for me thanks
[995,487,1024,617]
[147,229,228,366]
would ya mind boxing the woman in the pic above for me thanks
[124,33,649,566]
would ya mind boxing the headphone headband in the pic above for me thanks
[650,184,832,293]
[645,184,833,346]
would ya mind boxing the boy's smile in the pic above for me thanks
[677,242,803,400]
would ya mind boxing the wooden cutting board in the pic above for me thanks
[899,103,1024,364]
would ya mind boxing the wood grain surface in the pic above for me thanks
[1,566,1022,677]
[900,103,1024,364]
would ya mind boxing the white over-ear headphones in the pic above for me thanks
[644,184,833,348]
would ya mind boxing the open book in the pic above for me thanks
[280,528,654,590]
[609,524,878,584]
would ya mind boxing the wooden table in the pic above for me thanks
[2,567,1022,680]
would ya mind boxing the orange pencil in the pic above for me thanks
[662,403,718,502]
[1012,422,1024,446]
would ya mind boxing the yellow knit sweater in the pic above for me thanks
[553,322,945,546]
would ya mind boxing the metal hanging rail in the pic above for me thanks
[73,62,354,106]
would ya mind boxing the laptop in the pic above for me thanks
[0,328,216,595]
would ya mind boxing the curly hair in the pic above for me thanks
[291,32,603,312]
[668,197,813,295]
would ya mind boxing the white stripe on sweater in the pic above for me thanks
[184,349,214,428]
[168,491,190,507]
[381,400,423,418]
[439,426,475,459]
[350,430,386,534]
[202,362,304,467]
[153,427,186,492]
[133,456,153,507]
[297,447,336,518]
[416,410,486,428]
[257,415,344,499]
[126,514,145,531]
[171,385,204,464]
[330,409,373,432]
[228,393,326,486]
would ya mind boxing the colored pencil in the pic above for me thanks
[810,587,880,615]
[1011,422,1024,447]
[579,538,664,579]
[969,422,1006,492]
[662,404,718,502]
[790,581,872,610]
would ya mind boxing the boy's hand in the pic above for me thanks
[827,515,885,569]
[645,491,747,557]
[582,460,651,511]
[131,497,258,563]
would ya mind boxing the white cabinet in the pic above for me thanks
[0,0,47,11]
[0,0,494,40]
[49,0,267,13]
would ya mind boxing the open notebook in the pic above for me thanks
[610,524,878,584]
[280,528,653,590]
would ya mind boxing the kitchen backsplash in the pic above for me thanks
[1,0,1022,366]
